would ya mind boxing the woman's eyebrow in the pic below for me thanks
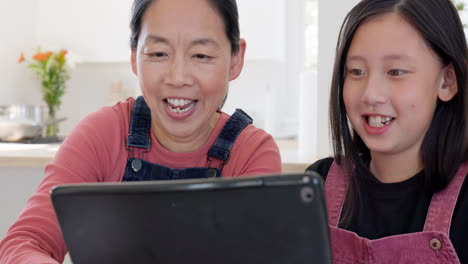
[190,38,220,48]
[144,34,169,45]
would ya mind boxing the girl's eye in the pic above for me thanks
[148,52,167,58]
[349,69,365,76]
[388,69,405,76]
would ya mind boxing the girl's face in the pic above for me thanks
[343,13,457,160]
[132,0,245,146]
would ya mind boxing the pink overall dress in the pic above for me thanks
[325,161,468,263]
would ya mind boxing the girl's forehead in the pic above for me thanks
[346,12,439,64]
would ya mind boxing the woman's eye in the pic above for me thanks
[388,69,405,76]
[193,54,211,60]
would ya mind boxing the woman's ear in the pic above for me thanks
[438,63,458,102]
[229,39,247,81]
[131,49,138,76]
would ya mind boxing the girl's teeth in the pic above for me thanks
[368,116,392,127]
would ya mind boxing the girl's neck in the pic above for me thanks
[369,150,424,183]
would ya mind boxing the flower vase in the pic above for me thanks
[46,105,59,138]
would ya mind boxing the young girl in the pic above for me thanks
[308,0,468,263]
[0,0,281,263]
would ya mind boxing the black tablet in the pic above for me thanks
[51,172,331,264]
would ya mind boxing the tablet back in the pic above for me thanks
[51,172,331,264]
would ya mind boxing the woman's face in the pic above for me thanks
[343,13,457,161]
[132,0,245,146]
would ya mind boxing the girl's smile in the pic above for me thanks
[362,114,395,135]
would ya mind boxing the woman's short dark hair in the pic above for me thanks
[129,0,240,54]
[329,0,468,225]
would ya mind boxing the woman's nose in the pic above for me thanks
[165,56,194,88]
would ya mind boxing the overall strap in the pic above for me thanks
[325,160,349,227]
[423,162,468,233]
[207,109,253,163]
[126,96,151,149]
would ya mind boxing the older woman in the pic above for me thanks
[0,0,281,263]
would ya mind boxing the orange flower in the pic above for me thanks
[33,51,53,62]
[18,53,25,63]
[32,52,46,61]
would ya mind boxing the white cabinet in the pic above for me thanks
[36,0,133,62]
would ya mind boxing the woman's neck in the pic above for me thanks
[369,150,424,183]
[153,112,221,153]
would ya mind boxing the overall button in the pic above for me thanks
[429,238,441,251]
[132,159,142,172]
[207,168,217,178]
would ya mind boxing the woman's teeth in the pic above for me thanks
[167,98,192,107]
[367,116,393,128]
[166,98,195,114]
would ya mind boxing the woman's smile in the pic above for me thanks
[164,97,198,120]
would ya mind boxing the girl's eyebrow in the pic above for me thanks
[346,55,366,63]
[346,54,412,62]
[381,54,412,62]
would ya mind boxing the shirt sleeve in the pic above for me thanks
[0,105,126,264]
[227,126,282,177]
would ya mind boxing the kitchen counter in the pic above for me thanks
[0,143,59,168]
[0,140,312,172]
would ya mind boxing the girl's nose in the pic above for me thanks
[360,74,388,105]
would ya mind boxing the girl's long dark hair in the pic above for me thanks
[330,0,468,226]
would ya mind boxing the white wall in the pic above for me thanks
[232,0,291,137]
[237,0,286,62]
[0,0,42,105]
[36,0,133,62]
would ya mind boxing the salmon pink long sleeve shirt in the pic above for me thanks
[0,97,281,264]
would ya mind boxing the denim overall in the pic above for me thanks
[122,96,252,181]
[325,161,468,263]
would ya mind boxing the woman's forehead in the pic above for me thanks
[139,0,226,43]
